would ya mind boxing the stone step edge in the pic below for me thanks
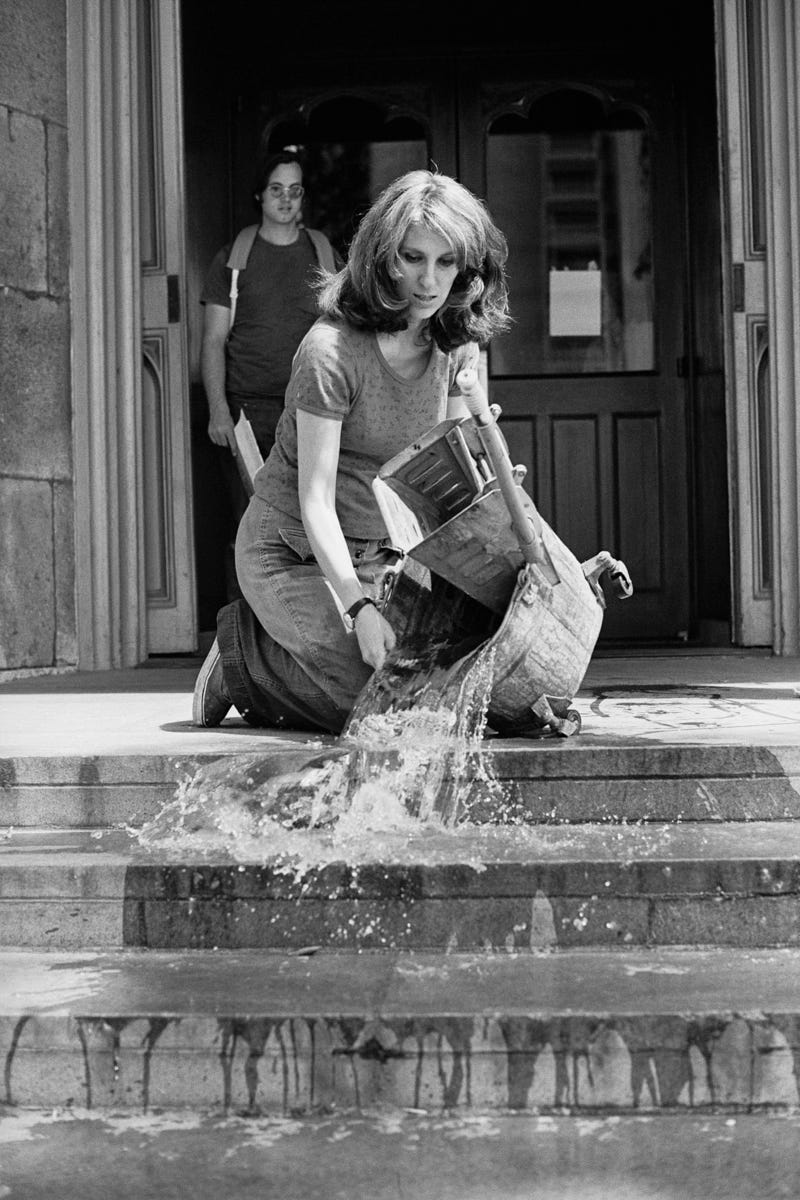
[3,1113,799,1200]
[4,741,800,784]
[5,825,800,954]
[3,945,800,1020]
[4,947,800,1114]
[7,792,800,830]
[7,819,800,874]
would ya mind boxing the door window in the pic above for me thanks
[267,98,428,255]
[486,91,655,376]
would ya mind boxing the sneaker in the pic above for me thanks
[192,639,232,727]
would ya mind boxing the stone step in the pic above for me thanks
[2,1110,799,1200]
[3,946,800,1115]
[4,741,800,828]
[0,754,220,829]
[3,823,800,950]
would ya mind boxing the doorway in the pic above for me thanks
[181,0,728,647]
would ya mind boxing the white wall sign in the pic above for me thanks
[549,268,602,337]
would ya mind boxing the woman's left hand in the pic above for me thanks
[354,604,396,672]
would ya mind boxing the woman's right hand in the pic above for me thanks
[354,603,396,672]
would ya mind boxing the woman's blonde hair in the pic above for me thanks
[317,170,511,351]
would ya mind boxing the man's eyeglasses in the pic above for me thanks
[266,183,304,200]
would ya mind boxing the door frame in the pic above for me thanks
[715,0,771,647]
[715,0,800,653]
[68,0,145,669]
[68,1,800,667]
[67,0,196,669]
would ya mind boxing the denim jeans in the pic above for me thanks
[217,495,402,734]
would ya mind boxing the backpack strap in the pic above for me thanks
[225,224,260,334]
[306,227,337,274]
[224,225,337,335]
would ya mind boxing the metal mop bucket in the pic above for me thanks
[373,371,632,737]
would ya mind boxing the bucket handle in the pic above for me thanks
[455,368,545,567]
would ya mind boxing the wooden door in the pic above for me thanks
[715,1,771,646]
[459,69,691,641]
[139,0,197,652]
[212,48,693,643]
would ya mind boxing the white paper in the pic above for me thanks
[549,269,602,337]
[234,412,264,492]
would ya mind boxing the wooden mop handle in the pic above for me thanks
[456,368,543,565]
[455,366,493,422]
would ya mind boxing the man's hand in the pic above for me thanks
[201,303,238,453]
[208,407,238,454]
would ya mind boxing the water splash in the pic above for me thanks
[132,645,507,876]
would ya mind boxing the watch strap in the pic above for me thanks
[345,596,377,624]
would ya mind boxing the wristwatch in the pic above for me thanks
[342,596,377,633]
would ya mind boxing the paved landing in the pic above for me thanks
[2,652,800,758]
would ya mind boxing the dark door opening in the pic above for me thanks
[181,0,728,647]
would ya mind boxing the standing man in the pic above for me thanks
[199,150,340,598]
[200,148,340,471]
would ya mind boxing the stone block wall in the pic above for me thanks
[0,0,74,668]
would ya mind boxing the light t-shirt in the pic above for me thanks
[254,317,478,539]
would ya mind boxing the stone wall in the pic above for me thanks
[0,0,74,668]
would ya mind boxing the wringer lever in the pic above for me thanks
[455,367,545,567]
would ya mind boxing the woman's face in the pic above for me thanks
[394,222,460,321]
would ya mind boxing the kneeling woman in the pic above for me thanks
[193,169,511,734]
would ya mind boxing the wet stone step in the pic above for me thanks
[2,1111,800,1200]
[3,824,800,950]
[484,742,800,822]
[0,754,232,830]
[466,775,800,824]
[5,743,800,828]
[0,783,175,829]
[3,947,800,1115]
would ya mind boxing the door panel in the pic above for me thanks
[139,0,196,651]
[715,0,771,645]
[492,374,688,637]
[458,69,690,640]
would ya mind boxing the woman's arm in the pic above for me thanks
[296,408,396,671]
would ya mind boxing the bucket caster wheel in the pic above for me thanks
[556,709,582,738]
[607,559,633,599]
[530,696,582,738]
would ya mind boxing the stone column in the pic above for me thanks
[761,0,800,653]
[0,0,73,669]
[67,0,145,669]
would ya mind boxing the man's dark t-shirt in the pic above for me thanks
[201,232,321,398]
